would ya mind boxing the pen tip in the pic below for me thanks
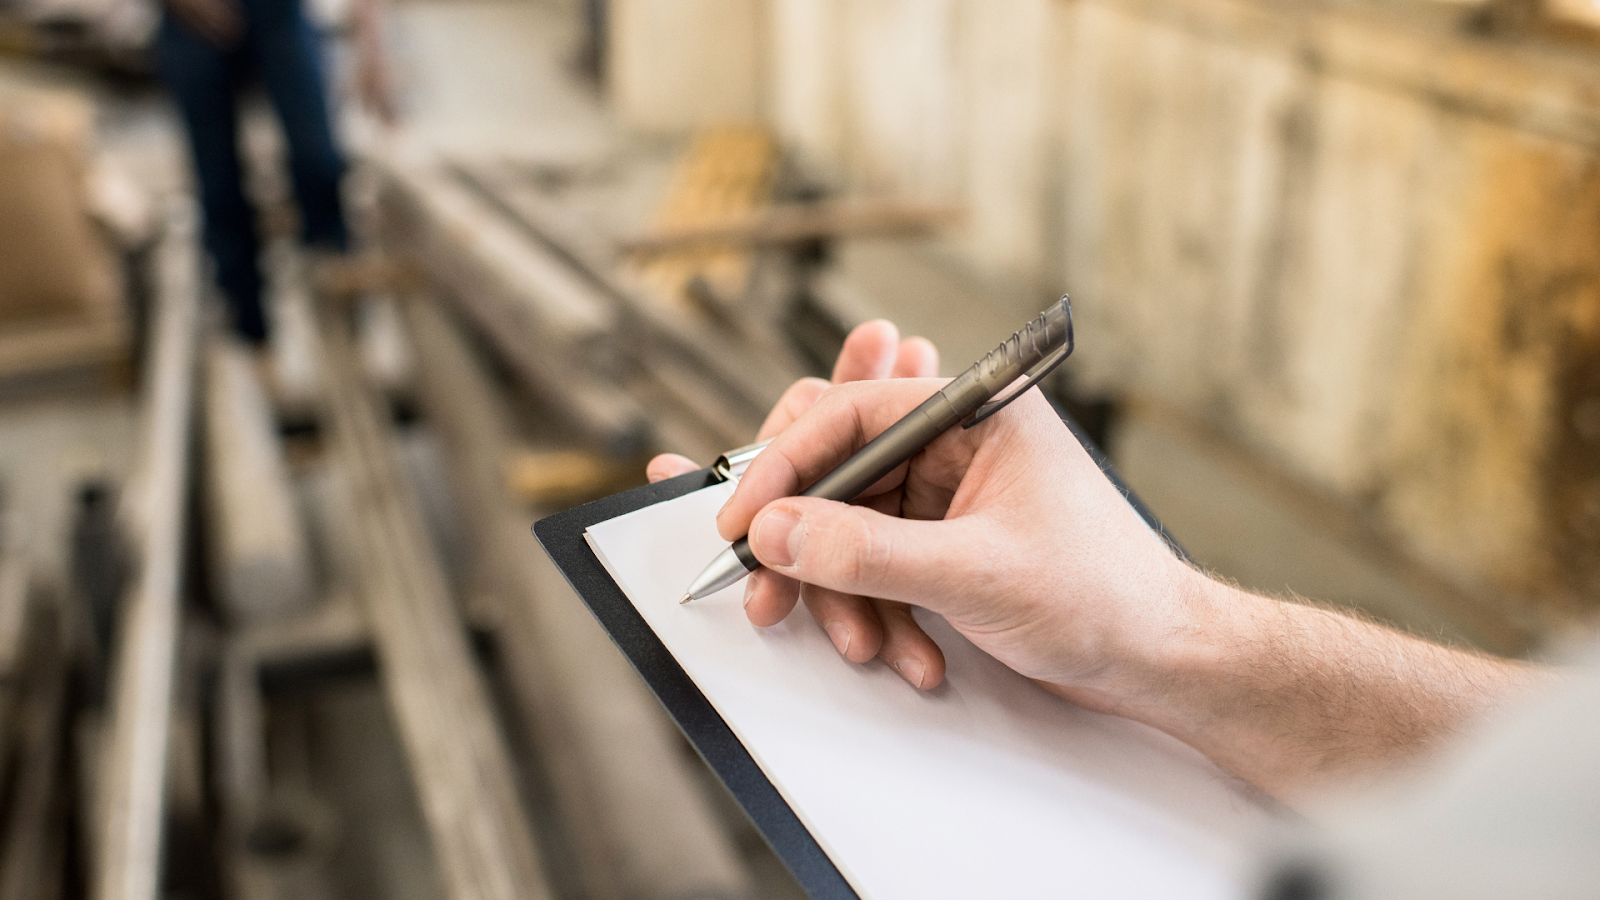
[679,593,693,605]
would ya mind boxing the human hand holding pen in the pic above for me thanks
[650,320,1546,797]
[706,370,1555,800]
[713,377,1196,698]
[648,320,944,686]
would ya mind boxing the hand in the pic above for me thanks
[647,320,940,687]
[167,0,243,47]
[653,322,1544,796]
[716,379,1199,708]
[715,378,1555,799]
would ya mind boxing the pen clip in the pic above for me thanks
[712,438,773,482]
[964,301,1076,428]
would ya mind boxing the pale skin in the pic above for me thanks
[649,320,1549,801]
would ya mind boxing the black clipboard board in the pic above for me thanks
[531,407,1181,900]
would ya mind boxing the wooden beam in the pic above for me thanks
[617,200,963,256]
[404,296,752,900]
[452,162,801,424]
[202,338,316,626]
[313,289,554,900]
[95,211,202,900]
[502,449,633,509]
[375,161,650,458]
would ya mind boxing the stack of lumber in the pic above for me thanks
[311,286,557,900]
[401,152,808,462]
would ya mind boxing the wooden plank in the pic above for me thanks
[202,338,316,625]
[95,211,202,900]
[404,296,752,900]
[0,316,128,386]
[454,163,803,421]
[626,125,779,315]
[502,449,634,509]
[616,199,962,255]
[377,163,652,458]
[313,289,554,900]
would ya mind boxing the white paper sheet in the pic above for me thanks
[586,482,1274,900]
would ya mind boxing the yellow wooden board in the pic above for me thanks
[627,124,779,315]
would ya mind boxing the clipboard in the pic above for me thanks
[532,408,1190,899]
[535,465,857,898]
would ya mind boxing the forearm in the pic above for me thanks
[1075,577,1549,800]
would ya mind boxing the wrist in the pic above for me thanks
[1113,570,1273,739]
[1042,560,1238,725]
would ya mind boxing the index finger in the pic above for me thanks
[716,377,953,541]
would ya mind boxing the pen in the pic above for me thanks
[681,296,1074,604]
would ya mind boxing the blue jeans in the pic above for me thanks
[157,0,348,344]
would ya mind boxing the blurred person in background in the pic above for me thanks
[156,0,393,354]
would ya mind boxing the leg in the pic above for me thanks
[156,14,269,343]
[244,0,349,252]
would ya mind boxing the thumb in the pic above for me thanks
[748,497,983,613]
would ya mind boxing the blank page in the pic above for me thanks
[586,481,1274,900]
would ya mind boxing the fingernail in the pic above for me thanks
[742,573,758,608]
[894,658,927,689]
[753,508,803,567]
[825,622,852,656]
